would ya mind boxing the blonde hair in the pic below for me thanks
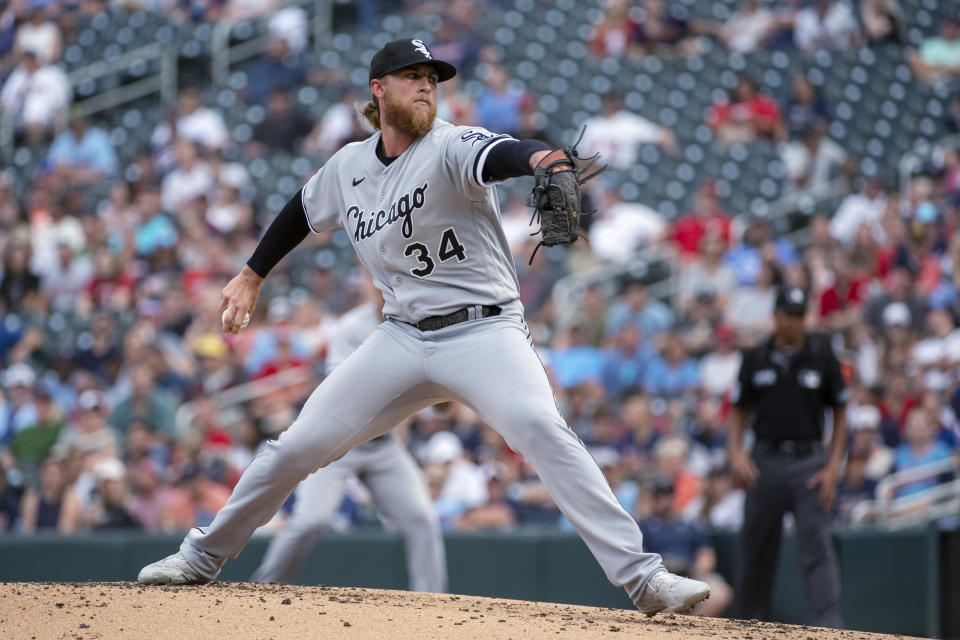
[361,96,381,131]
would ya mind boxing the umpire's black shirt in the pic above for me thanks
[733,333,848,442]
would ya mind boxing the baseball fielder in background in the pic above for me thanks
[138,37,710,617]
[250,275,447,591]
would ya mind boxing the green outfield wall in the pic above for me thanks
[0,527,945,638]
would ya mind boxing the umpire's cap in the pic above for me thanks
[369,38,457,82]
[775,286,808,315]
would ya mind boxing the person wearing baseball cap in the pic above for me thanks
[729,284,848,627]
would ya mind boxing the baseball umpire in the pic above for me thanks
[729,286,847,627]
[250,276,446,591]
[138,37,710,616]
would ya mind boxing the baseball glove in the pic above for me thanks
[527,131,606,263]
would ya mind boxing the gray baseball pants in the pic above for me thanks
[179,305,663,602]
[250,436,446,592]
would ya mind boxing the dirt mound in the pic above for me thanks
[0,582,917,639]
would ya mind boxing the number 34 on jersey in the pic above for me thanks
[403,227,467,277]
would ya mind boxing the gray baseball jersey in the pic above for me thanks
[302,119,518,323]
[251,301,446,591]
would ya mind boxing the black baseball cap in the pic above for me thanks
[368,38,457,82]
[775,286,808,315]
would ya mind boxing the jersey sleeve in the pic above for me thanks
[731,350,756,409]
[441,125,515,198]
[301,154,345,233]
[822,345,849,408]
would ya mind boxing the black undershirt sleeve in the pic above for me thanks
[481,138,550,182]
[246,188,311,278]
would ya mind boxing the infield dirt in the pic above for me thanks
[0,582,921,639]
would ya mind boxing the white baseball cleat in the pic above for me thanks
[634,570,711,617]
[138,552,212,585]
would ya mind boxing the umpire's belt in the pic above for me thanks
[414,305,501,332]
[756,439,823,459]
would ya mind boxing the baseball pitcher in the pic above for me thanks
[138,38,709,616]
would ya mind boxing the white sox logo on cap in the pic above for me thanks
[411,39,432,59]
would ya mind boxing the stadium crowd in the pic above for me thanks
[0,2,959,611]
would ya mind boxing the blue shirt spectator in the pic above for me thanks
[47,119,117,177]
[475,65,524,136]
[605,282,674,338]
[894,408,956,498]
[245,38,307,105]
[642,337,700,397]
[548,343,605,390]
[601,324,656,397]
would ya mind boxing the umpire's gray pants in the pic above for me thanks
[250,436,447,592]
[179,306,663,602]
[735,443,844,628]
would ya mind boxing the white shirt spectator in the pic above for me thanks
[268,6,308,53]
[580,110,669,170]
[152,107,229,152]
[829,190,887,246]
[423,431,488,510]
[678,261,737,308]
[588,201,667,264]
[720,4,775,53]
[15,19,61,64]
[699,349,742,397]
[315,101,355,156]
[0,61,71,130]
[794,1,860,51]
[781,136,847,193]
[682,489,745,532]
[161,161,216,212]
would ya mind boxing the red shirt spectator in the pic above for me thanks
[707,75,785,144]
[672,180,732,258]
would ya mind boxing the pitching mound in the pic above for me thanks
[1,582,918,639]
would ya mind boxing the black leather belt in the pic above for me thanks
[757,439,823,458]
[415,305,501,331]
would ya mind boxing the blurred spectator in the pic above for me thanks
[863,266,927,334]
[0,51,71,143]
[588,188,667,264]
[55,389,118,458]
[847,404,894,480]
[654,434,700,512]
[475,64,524,137]
[861,0,902,45]
[637,476,733,617]
[699,325,742,398]
[605,280,674,339]
[249,89,313,155]
[0,1,15,61]
[151,87,230,157]
[549,324,604,390]
[707,75,785,145]
[0,455,23,531]
[718,0,775,53]
[829,173,888,247]
[455,465,516,531]
[164,464,231,529]
[893,407,955,497]
[601,323,655,398]
[619,394,661,473]
[245,37,307,105]
[632,0,704,57]
[161,140,216,213]
[781,121,852,195]
[793,0,861,52]
[1,363,39,447]
[560,447,637,529]
[682,465,744,532]
[678,232,736,313]
[784,73,829,139]
[815,252,869,333]
[89,457,142,529]
[45,115,118,182]
[908,14,960,85]
[303,87,369,157]
[19,457,80,533]
[725,261,778,337]
[672,179,732,261]
[580,91,676,170]
[109,363,178,439]
[589,0,640,58]
[423,431,487,530]
[13,2,62,64]
[835,452,876,523]
[267,5,307,53]
[0,236,42,314]
[10,382,65,469]
[38,238,94,313]
[430,17,481,78]
[642,334,700,398]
